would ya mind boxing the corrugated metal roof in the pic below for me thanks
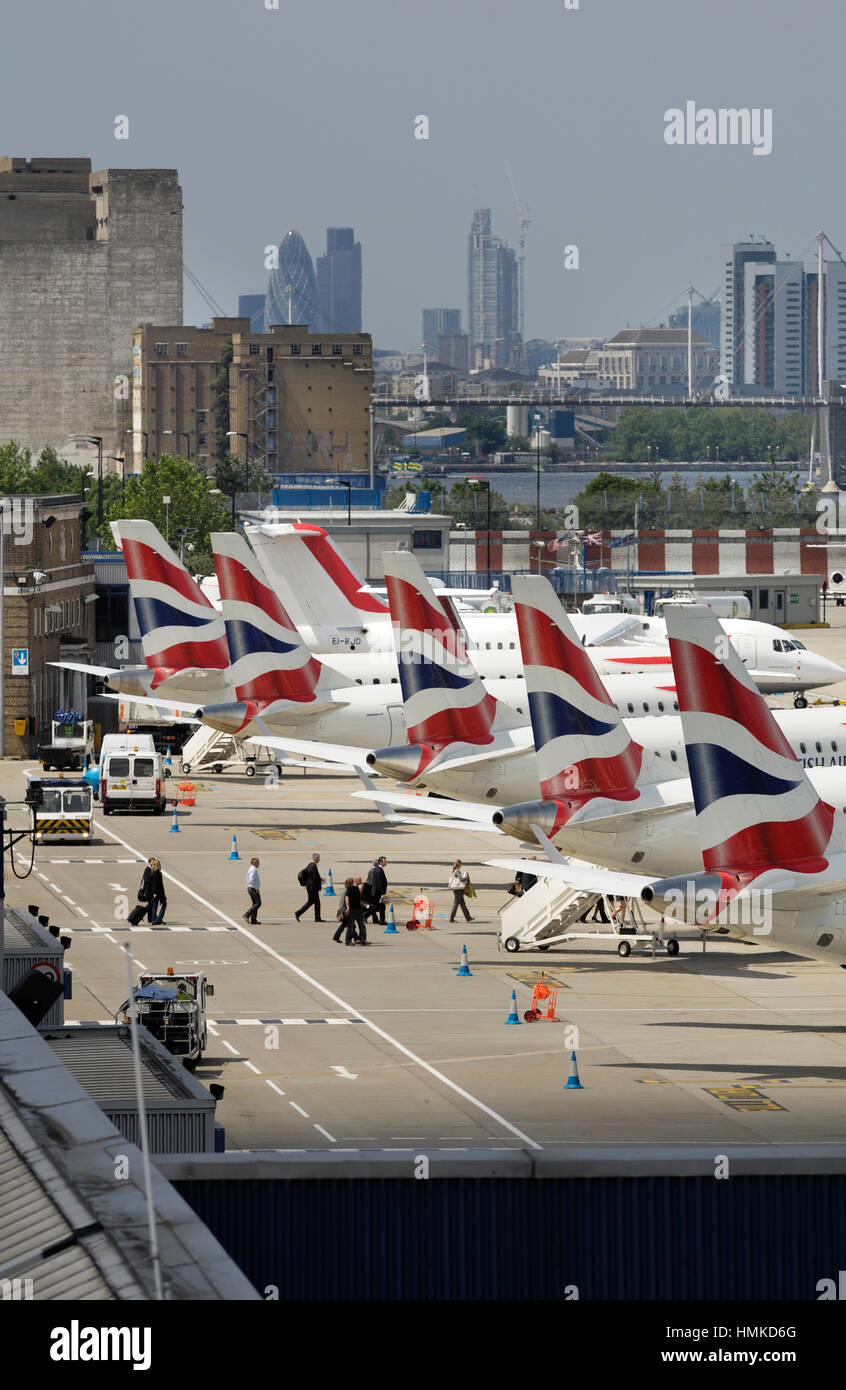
[3,908,60,954]
[41,1027,193,1103]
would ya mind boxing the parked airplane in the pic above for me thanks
[490,603,846,967]
[244,521,845,702]
[346,576,846,866]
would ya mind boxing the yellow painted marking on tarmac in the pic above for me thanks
[507,971,571,988]
[248,827,295,840]
[705,1086,786,1113]
[636,1078,671,1084]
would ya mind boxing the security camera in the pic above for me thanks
[32,570,47,585]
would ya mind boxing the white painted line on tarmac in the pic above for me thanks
[133,960,148,971]
[62,896,76,906]
[266,1081,286,1097]
[313,1125,336,1142]
[104,934,117,945]
[289,1102,309,1118]
[207,1023,219,1037]
[76,909,89,919]
[222,1039,240,1055]
[93,817,543,1150]
[243,1060,262,1075]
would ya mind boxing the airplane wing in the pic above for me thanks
[576,615,644,646]
[100,691,201,721]
[246,735,373,769]
[350,786,502,831]
[485,855,656,897]
[50,660,118,678]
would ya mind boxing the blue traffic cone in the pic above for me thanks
[504,989,521,1024]
[384,904,398,934]
[169,802,180,834]
[565,1050,583,1089]
[228,833,240,861]
[324,869,336,897]
[457,944,472,976]
[164,747,172,769]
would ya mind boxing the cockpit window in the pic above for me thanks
[772,640,783,652]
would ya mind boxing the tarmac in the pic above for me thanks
[8,656,846,1153]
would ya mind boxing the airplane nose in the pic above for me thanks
[804,655,846,687]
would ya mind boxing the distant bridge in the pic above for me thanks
[373,392,824,410]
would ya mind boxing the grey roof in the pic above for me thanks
[3,908,61,954]
[604,328,710,347]
[41,1025,207,1105]
[0,992,258,1300]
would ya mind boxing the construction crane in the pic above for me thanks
[505,161,531,352]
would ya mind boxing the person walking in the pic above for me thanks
[332,879,352,944]
[146,857,167,924]
[128,858,155,926]
[244,857,262,925]
[362,855,388,925]
[448,859,473,923]
[343,874,368,946]
[295,852,323,922]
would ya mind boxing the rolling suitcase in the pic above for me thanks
[127,902,149,926]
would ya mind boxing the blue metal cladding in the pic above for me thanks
[173,1176,846,1301]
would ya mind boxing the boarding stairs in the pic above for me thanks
[179,724,281,778]
[498,877,676,956]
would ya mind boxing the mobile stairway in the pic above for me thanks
[179,725,281,778]
[498,875,681,957]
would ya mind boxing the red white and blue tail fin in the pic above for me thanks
[247,522,389,636]
[111,520,229,671]
[384,551,499,748]
[666,604,834,875]
[512,575,643,802]
[211,533,322,704]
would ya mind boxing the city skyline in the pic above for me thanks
[3,0,842,353]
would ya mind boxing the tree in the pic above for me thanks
[100,454,232,572]
[446,479,509,528]
[0,442,87,494]
[211,338,234,466]
[455,409,507,456]
[215,453,272,511]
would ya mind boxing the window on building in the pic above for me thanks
[332,344,343,356]
[412,530,441,550]
[197,410,207,424]
[290,344,301,355]
[353,343,364,355]
[176,343,188,357]
[249,343,260,356]
[267,367,275,384]
[198,433,207,446]
[267,347,274,363]
[154,343,168,357]
[311,344,322,356]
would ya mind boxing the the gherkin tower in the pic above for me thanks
[266,229,319,328]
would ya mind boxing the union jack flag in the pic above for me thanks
[583,531,602,545]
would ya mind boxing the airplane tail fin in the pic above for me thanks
[247,522,389,638]
[384,550,498,749]
[512,575,643,803]
[112,520,229,671]
[666,604,834,875]
[211,532,323,704]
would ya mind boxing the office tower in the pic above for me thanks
[266,230,319,329]
[422,308,462,350]
[468,209,519,370]
[668,299,721,349]
[436,334,469,372]
[720,240,776,384]
[316,227,362,332]
[238,293,266,333]
[0,156,182,459]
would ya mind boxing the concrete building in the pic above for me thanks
[720,239,777,385]
[1,494,95,755]
[0,157,182,465]
[317,227,362,333]
[436,333,469,373]
[422,308,462,349]
[130,318,241,471]
[596,329,717,391]
[468,209,520,371]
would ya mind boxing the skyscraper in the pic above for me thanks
[238,293,266,333]
[468,209,519,370]
[316,227,362,332]
[266,230,319,329]
[720,240,776,384]
[422,308,462,350]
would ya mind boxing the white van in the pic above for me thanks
[99,734,166,815]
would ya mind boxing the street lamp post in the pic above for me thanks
[226,430,250,514]
[469,478,491,586]
[162,495,171,544]
[74,436,104,528]
[162,429,190,460]
[0,503,4,757]
[534,412,543,529]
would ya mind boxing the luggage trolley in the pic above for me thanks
[406,894,436,931]
[523,973,559,1023]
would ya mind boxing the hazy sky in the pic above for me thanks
[4,0,844,349]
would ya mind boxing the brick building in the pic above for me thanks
[133,319,373,474]
[1,495,96,755]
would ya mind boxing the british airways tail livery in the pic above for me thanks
[666,603,835,879]
[211,532,322,706]
[112,520,230,673]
